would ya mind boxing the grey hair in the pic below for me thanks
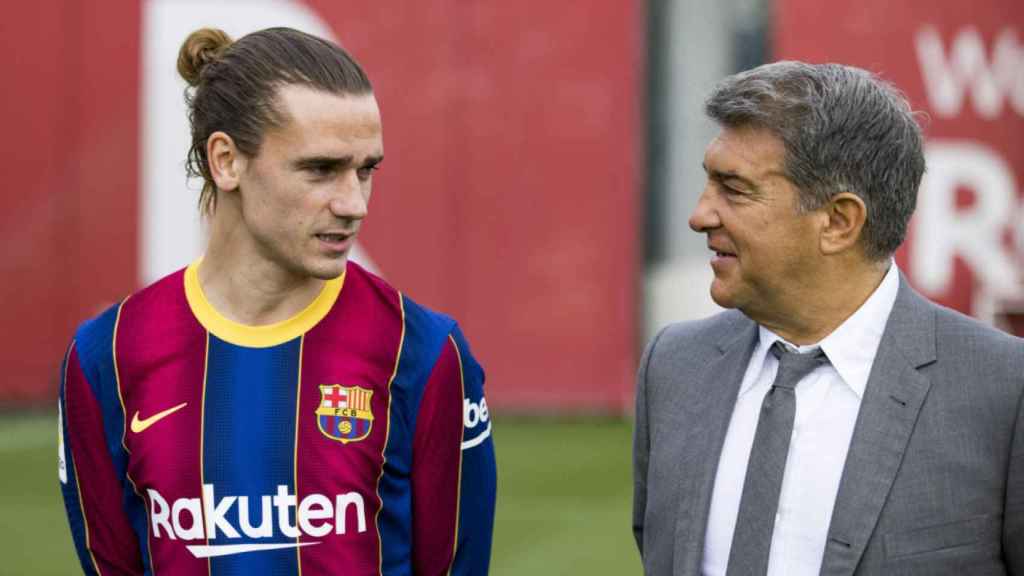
[705,61,926,261]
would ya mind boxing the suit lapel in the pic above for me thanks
[674,314,758,575]
[819,276,937,576]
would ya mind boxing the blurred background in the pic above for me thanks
[1,0,1021,573]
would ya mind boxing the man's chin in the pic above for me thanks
[709,281,739,310]
[306,257,348,281]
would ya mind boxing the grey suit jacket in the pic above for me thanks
[633,277,1024,575]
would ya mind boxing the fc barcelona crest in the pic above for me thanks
[316,385,374,444]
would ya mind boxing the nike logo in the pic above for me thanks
[130,402,188,433]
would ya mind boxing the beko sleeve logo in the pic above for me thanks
[461,396,491,450]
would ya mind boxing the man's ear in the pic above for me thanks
[207,131,245,192]
[820,192,867,256]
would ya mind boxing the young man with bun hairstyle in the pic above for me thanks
[58,27,496,575]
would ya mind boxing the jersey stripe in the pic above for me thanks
[203,335,302,575]
[112,296,156,576]
[447,334,466,575]
[200,331,211,576]
[294,335,305,575]
[61,341,102,575]
[375,294,407,575]
[293,263,403,574]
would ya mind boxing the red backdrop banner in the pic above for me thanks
[775,0,1024,333]
[1,1,642,411]
[0,1,139,404]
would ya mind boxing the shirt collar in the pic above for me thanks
[743,263,901,399]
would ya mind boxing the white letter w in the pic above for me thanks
[916,26,1024,119]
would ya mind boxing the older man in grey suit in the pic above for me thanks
[633,61,1024,575]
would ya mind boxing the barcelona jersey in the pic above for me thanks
[58,260,496,575]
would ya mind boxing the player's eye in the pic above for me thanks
[306,164,336,179]
[356,164,380,182]
[715,179,746,198]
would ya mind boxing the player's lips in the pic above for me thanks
[708,243,737,270]
[315,231,356,252]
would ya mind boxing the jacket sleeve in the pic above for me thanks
[59,339,144,575]
[411,326,496,575]
[1006,353,1024,574]
[633,326,668,558]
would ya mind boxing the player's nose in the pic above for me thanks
[689,184,720,232]
[329,171,368,220]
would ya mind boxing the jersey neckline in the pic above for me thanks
[183,259,344,348]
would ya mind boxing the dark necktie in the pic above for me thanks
[725,341,829,575]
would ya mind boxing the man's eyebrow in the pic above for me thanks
[702,163,758,189]
[293,155,351,169]
[292,154,384,169]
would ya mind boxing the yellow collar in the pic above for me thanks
[183,260,344,348]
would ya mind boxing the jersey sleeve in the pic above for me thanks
[448,325,497,574]
[59,336,144,574]
[411,325,496,575]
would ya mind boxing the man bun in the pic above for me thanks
[177,28,233,87]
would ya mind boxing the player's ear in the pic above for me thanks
[819,191,867,256]
[207,131,245,192]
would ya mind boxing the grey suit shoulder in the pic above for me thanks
[634,278,1024,575]
[641,309,755,396]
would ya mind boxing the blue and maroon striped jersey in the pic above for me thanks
[58,260,496,575]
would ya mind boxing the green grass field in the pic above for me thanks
[0,413,640,575]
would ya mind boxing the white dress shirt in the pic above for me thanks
[702,263,900,576]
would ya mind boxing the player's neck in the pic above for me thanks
[199,233,326,328]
